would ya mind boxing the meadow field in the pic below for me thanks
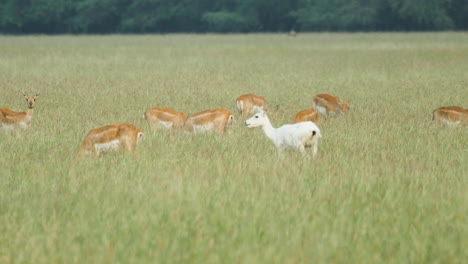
[0,33,467,263]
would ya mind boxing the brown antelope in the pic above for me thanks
[1,92,40,131]
[79,124,144,156]
[294,109,321,126]
[184,109,234,135]
[144,107,187,131]
[236,94,267,117]
[432,106,468,127]
[312,94,350,117]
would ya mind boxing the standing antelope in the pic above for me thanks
[432,106,468,127]
[294,109,321,126]
[184,109,234,135]
[79,124,144,156]
[245,109,321,159]
[1,92,40,131]
[236,94,267,117]
[312,94,350,117]
[144,107,187,131]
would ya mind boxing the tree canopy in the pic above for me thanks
[0,0,466,33]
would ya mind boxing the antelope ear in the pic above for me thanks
[34,91,40,99]
[255,107,264,114]
[22,91,28,98]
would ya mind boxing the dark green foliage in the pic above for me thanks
[71,0,131,33]
[202,11,252,32]
[385,0,454,30]
[0,0,75,33]
[0,0,466,33]
[294,0,380,31]
[447,0,468,29]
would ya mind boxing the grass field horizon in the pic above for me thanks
[0,33,467,263]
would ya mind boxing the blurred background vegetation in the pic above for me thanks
[0,0,467,34]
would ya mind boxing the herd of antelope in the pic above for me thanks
[1,92,466,158]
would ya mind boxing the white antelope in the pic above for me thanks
[245,109,321,159]
[144,107,187,131]
[432,106,468,127]
[1,92,40,131]
[312,93,350,117]
[184,109,234,135]
[294,109,321,126]
[236,94,267,117]
[79,123,144,156]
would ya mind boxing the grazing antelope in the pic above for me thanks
[294,109,321,126]
[79,124,144,156]
[312,94,350,117]
[432,106,468,127]
[1,92,40,131]
[144,107,187,131]
[236,94,267,117]
[245,109,321,159]
[184,109,234,135]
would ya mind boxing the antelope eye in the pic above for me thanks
[255,116,258,118]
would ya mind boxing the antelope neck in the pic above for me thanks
[27,108,34,117]
[261,116,276,141]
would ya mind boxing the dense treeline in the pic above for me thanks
[0,0,467,33]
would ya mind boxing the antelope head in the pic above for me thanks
[340,101,351,113]
[245,109,267,128]
[23,91,40,109]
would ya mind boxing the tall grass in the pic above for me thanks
[0,33,467,263]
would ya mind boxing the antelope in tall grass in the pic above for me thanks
[294,109,321,126]
[245,109,321,159]
[1,92,40,131]
[312,94,350,117]
[79,124,144,156]
[184,109,234,135]
[432,106,468,127]
[144,107,187,131]
[236,94,267,117]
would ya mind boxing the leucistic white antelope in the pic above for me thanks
[144,107,187,131]
[312,94,350,117]
[245,109,321,159]
[79,124,144,156]
[0,92,40,131]
[184,109,234,135]
[432,106,468,127]
[294,109,321,126]
[236,94,267,117]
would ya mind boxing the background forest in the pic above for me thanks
[0,0,467,34]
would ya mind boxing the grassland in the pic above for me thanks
[0,33,467,263]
